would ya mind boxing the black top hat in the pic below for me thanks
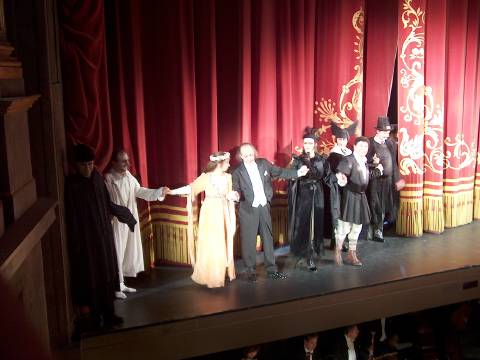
[332,121,357,139]
[375,116,395,131]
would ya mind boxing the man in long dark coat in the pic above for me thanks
[366,116,405,242]
[65,144,136,331]
[288,129,339,272]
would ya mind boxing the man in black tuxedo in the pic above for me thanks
[291,333,322,360]
[329,325,369,360]
[232,143,308,282]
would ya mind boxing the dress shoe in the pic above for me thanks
[247,273,257,282]
[115,291,127,299]
[307,259,318,272]
[346,250,362,266]
[267,271,287,280]
[120,283,137,293]
[295,259,315,272]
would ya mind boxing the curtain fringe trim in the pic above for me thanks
[444,191,474,228]
[396,198,423,237]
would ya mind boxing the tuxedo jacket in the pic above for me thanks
[291,348,322,360]
[232,158,297,206]
[328,336,368,360]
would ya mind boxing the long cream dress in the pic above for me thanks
[172,172,236,288]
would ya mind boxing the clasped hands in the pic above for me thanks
[336,172,347,187]
[297,165,309,177]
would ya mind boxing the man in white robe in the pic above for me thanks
[105,150,167,298]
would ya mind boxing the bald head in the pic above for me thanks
[238,143,257,164]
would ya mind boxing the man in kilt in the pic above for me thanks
[335,136,383,266]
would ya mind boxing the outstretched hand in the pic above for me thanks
[227,191,240,202]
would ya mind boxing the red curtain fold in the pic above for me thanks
[363,0,398,136]
[314,0,365,153]
[105,0,151,183]
[460,0,480,222]
[475,2,480,219]
[396,0,426,236]
[59,0,113,171]
[194,0,219,165]
[443,0,471,227]
[423,0,447,233]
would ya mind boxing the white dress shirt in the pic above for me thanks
[353,152,368,182]
[244,162,267,207]
[330,144,352,156]
[345,334,357,360]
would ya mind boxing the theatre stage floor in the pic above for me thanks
[82,222,480,360]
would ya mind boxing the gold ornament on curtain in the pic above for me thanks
[398,0,425,176]
[397,0,426,236]
[314,7,364,154]
[423,103,444,174]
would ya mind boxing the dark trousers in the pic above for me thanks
[369,176,392,232]
[239,203,277,274]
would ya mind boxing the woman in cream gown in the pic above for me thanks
[169,152,237,288]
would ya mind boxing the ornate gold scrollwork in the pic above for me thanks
[314,8,364,154]
[400,0,476,175]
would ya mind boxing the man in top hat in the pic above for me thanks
[367,116,405,242]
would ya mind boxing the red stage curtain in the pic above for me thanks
[396,0,480,236]
[423,0,447,233]
[363,0,398,136]
[443,0,479,228]
[105,1,150,184]
[396,0,426,236]
[59,0,113,171]
[125,0,320,263]
[59,0,480,264]
[314,0,365,152]
[459,0,480,223]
